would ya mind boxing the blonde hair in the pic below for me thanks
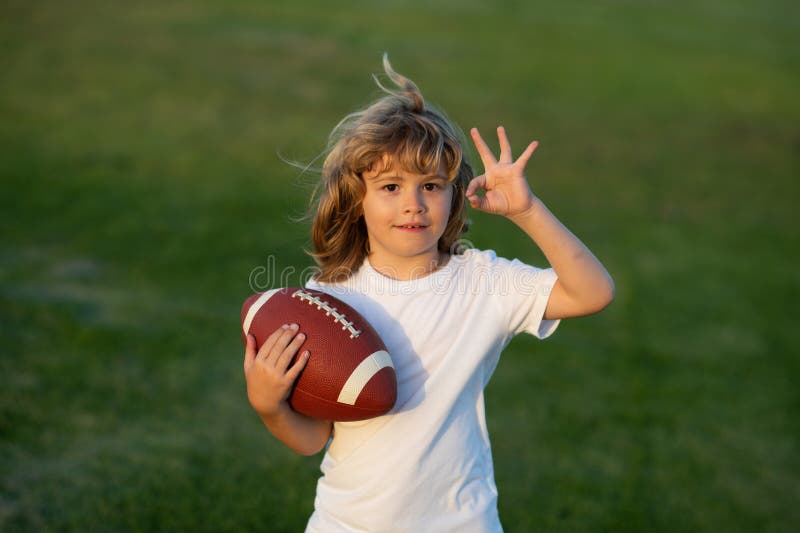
[308,53,473,282]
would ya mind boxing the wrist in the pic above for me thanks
[507,195,543,225]
[257,400,292,423]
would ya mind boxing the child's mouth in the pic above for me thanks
[396,224,428,232]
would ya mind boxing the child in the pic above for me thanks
[243,54,614,532]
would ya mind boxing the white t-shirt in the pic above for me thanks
[304,248,559,533]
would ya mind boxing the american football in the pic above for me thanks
[241,287,397,421]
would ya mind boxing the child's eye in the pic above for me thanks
[423,183,440,191]
[383,184,399,192]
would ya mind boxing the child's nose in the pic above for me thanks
[403,192,426,214]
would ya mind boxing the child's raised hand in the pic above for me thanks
[243,324,310,419]
[466,126,539,218]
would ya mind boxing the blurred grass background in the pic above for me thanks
[1,0,798,531]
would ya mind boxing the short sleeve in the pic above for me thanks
[504,259,560,338]
[470,249,560,339]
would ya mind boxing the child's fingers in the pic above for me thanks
[256,326,284,362]
[470,127,497,167]
[466,174,490,211]
[276,331,306,372]
[497,126,513,164]
[258,324,295,364]
[465,174,486,198]
[285,350,311,382]
[244,334,257,371]
[265,325,301,367]
[514,140,539,169]
[468,193,489,212]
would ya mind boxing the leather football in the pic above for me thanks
[241,287,397,421]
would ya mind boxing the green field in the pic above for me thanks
[2,1,798,531]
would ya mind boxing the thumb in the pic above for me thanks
[244,334,257,371]
[467,192,489,212]
[466,174,490,211]
[465,174,486,198]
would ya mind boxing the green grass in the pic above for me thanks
[2,0,798,531]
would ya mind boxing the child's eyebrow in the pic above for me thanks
[370,173,447,182]
[369,174,403,182]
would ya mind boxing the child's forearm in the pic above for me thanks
[509,196,615,315]
[260,404,332,456]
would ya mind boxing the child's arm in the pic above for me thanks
[244,326,332,456]
[467,126,615,320]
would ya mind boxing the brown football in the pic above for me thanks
[241,287,397,421]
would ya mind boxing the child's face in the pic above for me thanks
[360,157,453,276]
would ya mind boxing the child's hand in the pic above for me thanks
[466,126,539,218]
[243,324,310,419]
